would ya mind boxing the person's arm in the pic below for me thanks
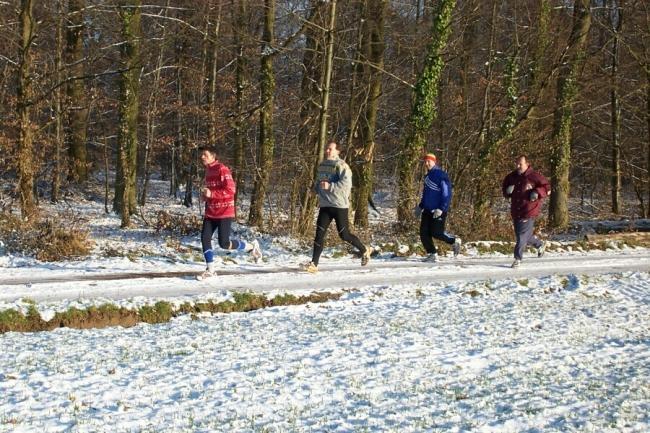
[328,162,351,195]
[502,174,514,198]
[528,171,550,201]
[440,177,451,212]
[208,165,236,200]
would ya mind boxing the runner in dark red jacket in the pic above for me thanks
[502,155,550,268]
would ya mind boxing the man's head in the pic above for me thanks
[423,153,436,170]
[325,141,340,160]
[200,146,217,167]
[515,155,529,174]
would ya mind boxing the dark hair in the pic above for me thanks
[516,154,528,162]
[199,146,217,156]
[327,140,342,152]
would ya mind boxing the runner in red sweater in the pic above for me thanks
[197,147,261,280]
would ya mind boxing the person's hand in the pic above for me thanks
[505,185,514,195]
[529,190,539,201]
[202,187,211,198]
[320,180,331,191]
[432,209,443,218]
[413,205,423,219]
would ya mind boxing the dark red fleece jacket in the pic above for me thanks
[502,166,550,220]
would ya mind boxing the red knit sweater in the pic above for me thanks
[203,160,236,220]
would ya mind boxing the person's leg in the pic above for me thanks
[525,218,542,249]
[201,219,219,263]
[332,208,367,254]
[431,212,455,245]
[419,211,436,254]
[514,218,535,260]
[215,218,236,250]
[214,218,255,253]
[311,208,333,266]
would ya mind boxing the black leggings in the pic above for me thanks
[201,218,242,252]
[312,207,366,265]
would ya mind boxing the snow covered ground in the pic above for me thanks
[1,181,649,432]
[1,271,649,432]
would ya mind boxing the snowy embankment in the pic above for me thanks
[2,270,649,433]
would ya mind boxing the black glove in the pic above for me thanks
[529,190,539,201]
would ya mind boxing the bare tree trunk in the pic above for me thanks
[249,0,276,228]
[139,0,170,206]
[17,0,36,218]
[171,48,182,199]
[548,0,591,230]
[295,1,326,235]
[647,51,650,217]
[184,3,218,209]
[352,0,385,228]
[314,0,337,165]
[66,0,89,183]
[610,0,622,214]
[231,0,248,198]
[114,0,141,228]
[207,2,222,147]
[295,0,337,234]
[396,0,456,226]
[459,0,478,125]
[531,0,551,90]
[51,0,64,203]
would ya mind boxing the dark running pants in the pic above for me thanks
[420,210,455,255]
[513,218,542,260]
[311,207,366,266]
[201,218,243,255]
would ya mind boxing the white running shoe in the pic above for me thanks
[537,241,546,258]
[511,259,521,268]
[196,268,217,281]
[250,239,262,262]
[361,248,372,266]
[300,261,318,273]
[453,237,462,257]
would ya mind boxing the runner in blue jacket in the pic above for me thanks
[415,153,461,262]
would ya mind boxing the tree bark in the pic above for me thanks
[351,0,386,228]
[396,0,456,226]
[207,2,222,147]
[548,0,591,230]
[249,0,276,228]
[314,0,337,165]
[17,0,36,218]
[647,49,650,218]
[66,0,89,183]
[296,1,326,235]
[114,0,141,227]
[140,0,170,206]
[231,0,249,199]
[610,0,622,214]
[51,0,64,203]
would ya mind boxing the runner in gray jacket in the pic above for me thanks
[302,141,370,273]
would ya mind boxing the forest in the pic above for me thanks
[1,0,648,241]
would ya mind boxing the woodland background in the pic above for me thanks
[1,0,649,244]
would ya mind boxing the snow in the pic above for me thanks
[1,181,649,432]
[1,272,649,432]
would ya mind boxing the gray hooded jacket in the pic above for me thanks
[314,157,352,208]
